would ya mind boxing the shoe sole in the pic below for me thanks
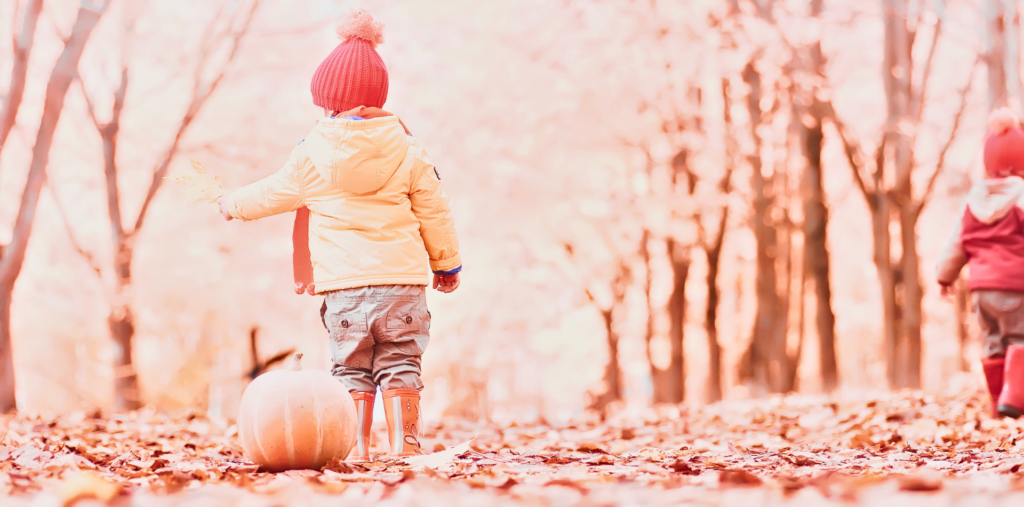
[997,405,1023,418]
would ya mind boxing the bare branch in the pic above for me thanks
[821,101,875,199]
[912,17,942,124]
[132,0,259,235]
[47,184,103,278]
[0,0,43,171]
[74,73,103,131]
[915,58,977,216]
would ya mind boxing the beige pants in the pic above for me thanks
[975,290,1024,358]
[320,285,430,392]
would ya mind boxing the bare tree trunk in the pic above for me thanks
[74,1,259,409]
[642,230,674,403]
[868,191,900,387]
[1005,0,1022,107]
[587,263,629,414]
[985,0,1010,108]
[802,113,839,390]
[799,0,839,392]
[898,208,923,388]
[0,0,44,165]
[704,240,724,402]
[743,61,790,394]
[110,245,140,410]
[882,0,919,388]
[665,238,688,404]
[955,276,970,371]
[0,3,107,412]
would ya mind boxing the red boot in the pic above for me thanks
[347,392,374,462]
[382,389,422,457]
[982,358,1005,417]
[998,345,1024,418]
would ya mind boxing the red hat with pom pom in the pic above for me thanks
[311,9,388,113]
[984,108,1024,177]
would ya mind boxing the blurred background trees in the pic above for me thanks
[0,0,1010,419]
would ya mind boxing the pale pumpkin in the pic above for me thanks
[237,353,357,471]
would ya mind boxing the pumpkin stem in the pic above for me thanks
[289,352,304,371]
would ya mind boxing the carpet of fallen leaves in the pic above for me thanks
[3,389,1024,506]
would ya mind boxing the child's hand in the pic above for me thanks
[294,282,316,295]
[432,272,460,293]
[218,197,233,221]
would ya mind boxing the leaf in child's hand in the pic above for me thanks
[168,159,224,204]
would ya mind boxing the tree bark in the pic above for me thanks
[0,0,44,165]
[985,0,1010,108]
[800,0,839,393]
[955,276,970,371]
[664,238,688,404]
[897,207,923,388]
[802,107,838,391]
[704,240,724,402]
[110,244,140,410]
[0,3,107,412]
[743,61,791,394]
[642,230,675,403]
[587,263,629,414]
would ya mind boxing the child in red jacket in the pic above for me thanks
[938,108,1024,418]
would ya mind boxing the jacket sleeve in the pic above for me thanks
[408,145,461,273]
[936,214,967,285]
[228,145,306,220]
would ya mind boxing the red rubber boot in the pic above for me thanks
[347,392,375,462]
[982,358,1005,417]
[997,345,1024,418]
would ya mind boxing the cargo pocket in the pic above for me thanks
[386,299,426,331]
[328,312,371,369]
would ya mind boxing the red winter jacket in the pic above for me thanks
[937,176,1024,292]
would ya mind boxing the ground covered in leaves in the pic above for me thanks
[2,390,1024,506]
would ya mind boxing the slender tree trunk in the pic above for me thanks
[802,111,839,391]
[642,231,673,403]
[869,193,900,387]
[587,263,629,414]
[110,244,140,410]
[985,0,1010,108]
[588,307,622,414]
[665,238,688,404]
[800,0,839,392]
[882,0,919,388]
[955,276,970,371]
[0,290,14,411]
[743,61,789,393]
[897,208,924,388]
[0,0,44,165]
[704,243,724,402]
[1006,0,1022,107]
[0,4,107,412]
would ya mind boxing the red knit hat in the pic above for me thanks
[311,10,388,113]
[984,107,1024,177]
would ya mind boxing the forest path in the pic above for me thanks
[1,390,1022,505]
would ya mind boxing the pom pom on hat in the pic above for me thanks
[989,107,1020,135]
[336,9,384,49]
[984,107,1024,177]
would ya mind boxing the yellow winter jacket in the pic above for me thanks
[227,116,461,293]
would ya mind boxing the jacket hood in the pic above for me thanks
[966,176,1024,224]
[304,116,409,194]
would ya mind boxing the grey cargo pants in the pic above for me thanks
[321,285,431,393]
[975,290,1024,358]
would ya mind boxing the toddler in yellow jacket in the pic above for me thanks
[218,10,460,460]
